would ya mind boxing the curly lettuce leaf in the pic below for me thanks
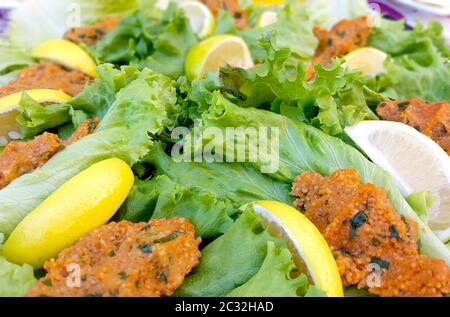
[374,44,450,101]
[175,210,285,297]
[176,72,223,122]
[17,94,72,139]
[221,32,378,137]
[16,64,141,138]
[238,0,318,63]
[369,19,450,58]
[199,92,450,265]
[0,67,177,236]
[92,3,197,79]
[144,143,292,209]
[117,175,236,238]
[227,241,309,297]
[369,19,450,101]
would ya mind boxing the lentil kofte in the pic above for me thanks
[200,0,248,29]
[27,218,201,297]
[291,169,450,297]
[0,62,92,98]
[0,118,99,190]
[313,16,372,66]
[305,16,373,80]
[64,17,120,46]
[377,98,450,155]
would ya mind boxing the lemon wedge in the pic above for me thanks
[345,121,450,241]
[256,11,278,28]
[31,39,98,77]
[0,89,72,139]
[179,1,215,38]
[3,158,134,268]
[343,47,387,76]
[185,35,254,81]
[249,201,344,297]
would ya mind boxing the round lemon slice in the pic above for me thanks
[249,201,344,297]
[343,47,387,76]
[256,11,278,28]
[179,1,215,38]
[185,35,254,81]
[345,121,450,241]
[31,39,98,78]
[0,89,72,140]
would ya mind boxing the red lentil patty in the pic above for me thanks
[64,17,120,46]
[292,169,450,297]
[0,62,92,98]
[377,98,450,155]
[0,118,98,190]
[27,218,201,297]
[305,16,373,80]
[313,16,373,66]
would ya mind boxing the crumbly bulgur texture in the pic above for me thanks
[305,16,373,81]
[313,16,372,66]
[292,169,450,297]
[64,17,120,46]
[0,62,92,98]
[27,218,201,297]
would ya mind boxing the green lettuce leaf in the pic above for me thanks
[0,67,177,236]
[406,191,433,223]
[369,19,450,58]
[92,3,198,79]
[198,92,450,265]
[0,236,37,297]
[227,241,309,297]
[175,210,285,297]
[117,175,236,238]
[238,0,318,63]
[369,20,450,101]
[17,94,72,139]
[176,72,223,122]
[305,285,327,297]
[144,143,292,209]
[16,64,141,138]
[213,10,237,36]
[0,256,36,297]
[220,32,378,137]
[0,41,32,82]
